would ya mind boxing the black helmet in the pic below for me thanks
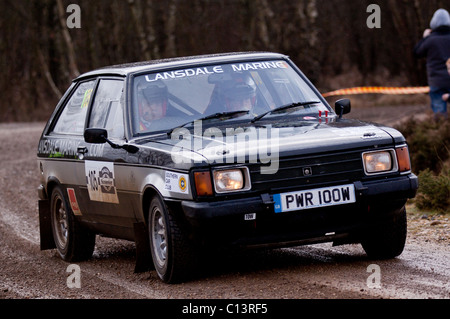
[137,80,168,101]
[221,73,256,102]
[136,79,168,118]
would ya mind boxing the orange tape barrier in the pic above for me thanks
[322,86,430,97]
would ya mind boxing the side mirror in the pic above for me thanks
[84,128,139,153]
[334,99,351,119]
[84,128,108,144]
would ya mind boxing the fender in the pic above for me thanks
[144,170,192,199]
[134,174,170,274]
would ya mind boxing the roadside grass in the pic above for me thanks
[395,116,450,215]
[406,202,450,244]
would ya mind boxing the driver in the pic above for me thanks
[221,74,257,113]
[137,81,168,131]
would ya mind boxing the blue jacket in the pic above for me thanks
[414,26,450,89]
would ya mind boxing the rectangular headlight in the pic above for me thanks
[213,167,251,193]
[362,150,398,175]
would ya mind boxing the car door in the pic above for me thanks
[81,77,137,235]
[42,79,96,220]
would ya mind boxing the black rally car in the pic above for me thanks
[37,52,418,283]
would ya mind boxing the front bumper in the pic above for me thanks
[182,174,418,220]
[180,174,418,247]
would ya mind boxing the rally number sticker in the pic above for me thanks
[85,161,119,204]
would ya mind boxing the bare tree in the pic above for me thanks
[128,0,152,60]
[56,0,80,78]
[164,0,178,57]
[246,0,275,50]
[1,0,450,121]
[38,49,62,99]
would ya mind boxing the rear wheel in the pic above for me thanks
[361,205,407,259]
[50,186,95,262]
[148,196,197,283]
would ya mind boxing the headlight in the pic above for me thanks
[362,150,398,175]
[213,167,251,193]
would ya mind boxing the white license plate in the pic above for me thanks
[273,184,356,213]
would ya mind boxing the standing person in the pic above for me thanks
[443,58,450,102]
[414,9,450,119]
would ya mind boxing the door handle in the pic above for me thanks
[77,146,88,154]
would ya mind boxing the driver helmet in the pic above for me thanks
[137,80,168,119]
[220,74,256,112]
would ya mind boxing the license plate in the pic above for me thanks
[273,184,356,213]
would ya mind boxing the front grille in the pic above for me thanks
[249,149,365,193]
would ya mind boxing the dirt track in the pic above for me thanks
[0,106,449,301]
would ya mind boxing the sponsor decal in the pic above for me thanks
[67,188,82,215]
[81,88,93,108]
[85,161,119,203]
[164,171,189,194]
[145,66,224,82]
[38,139,104,159]
[145,61,288,82]
[178,175,187,192]
[230,61,288,72]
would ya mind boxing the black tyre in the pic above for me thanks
[361,205,407,259]
[148,196,197,283]
[50,186,95,262]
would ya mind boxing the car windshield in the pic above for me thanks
[131,59,331,135]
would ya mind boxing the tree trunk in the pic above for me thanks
[164,0,178,57]
[128,0,152,60]
[56,0,80,78]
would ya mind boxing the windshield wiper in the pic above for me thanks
[167,110,250,136]
[251,101,320,123]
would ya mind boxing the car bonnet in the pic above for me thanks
[135,118,401,167]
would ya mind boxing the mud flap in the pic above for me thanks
[133,222,153,273]
[39,199,56,250]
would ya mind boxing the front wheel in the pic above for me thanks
[50,186,95,262]
[361,205,407,259]
[148,196,197,283]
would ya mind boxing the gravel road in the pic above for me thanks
[0,108,448,301]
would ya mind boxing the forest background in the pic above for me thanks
[1,0,449,122]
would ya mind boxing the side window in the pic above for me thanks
[88,79,125,139]
[53,80,96,134]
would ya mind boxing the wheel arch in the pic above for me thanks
[134,185,164,274]
[142,185,164,225]
[45,176,62,199]
[39,176,62,251]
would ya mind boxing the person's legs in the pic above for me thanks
[429,87,448,119]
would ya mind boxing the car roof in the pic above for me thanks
[74,52,287,81]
